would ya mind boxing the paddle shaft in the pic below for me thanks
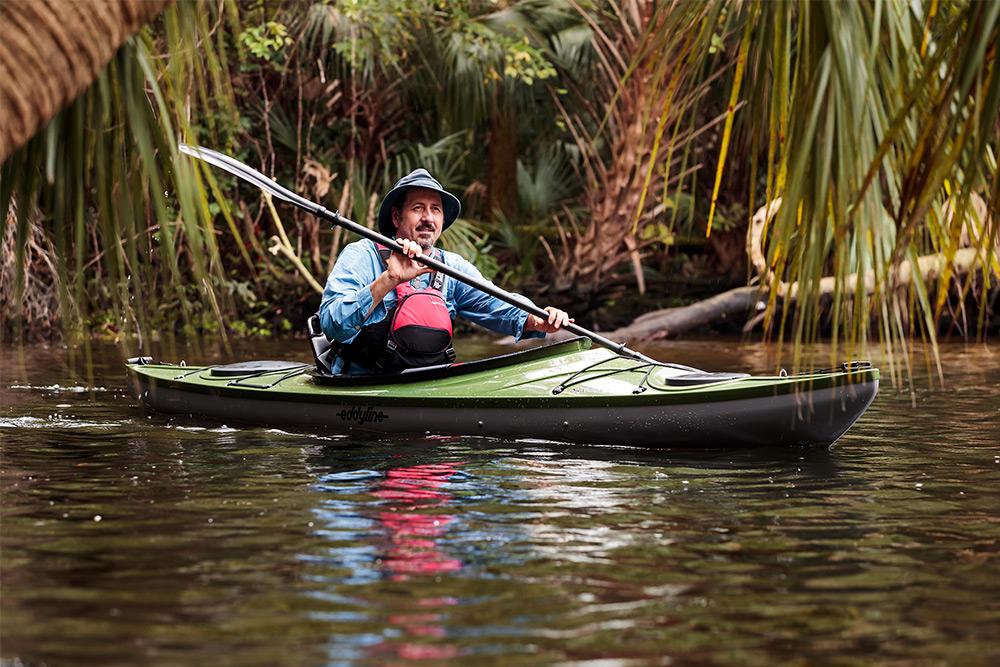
[178,144,654,364]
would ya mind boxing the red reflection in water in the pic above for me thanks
[372,463,462,581]
[369,463,462,661]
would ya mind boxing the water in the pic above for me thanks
[2,338,998,665]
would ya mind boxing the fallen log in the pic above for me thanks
[604,247,992,342]
[502,195,995,344]
[782,247,984,300]
[605,195,996,342]
[605,286,763,340]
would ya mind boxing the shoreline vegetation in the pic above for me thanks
[1,1,997,371]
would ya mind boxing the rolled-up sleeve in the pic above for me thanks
[319,242,384,343]
[449,256,544,341]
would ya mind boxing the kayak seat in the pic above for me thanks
[662,372,750,386]
[307,314,337,375]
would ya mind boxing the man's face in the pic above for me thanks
[392,187,444,252]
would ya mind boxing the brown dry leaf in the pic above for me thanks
[302,159,336,200]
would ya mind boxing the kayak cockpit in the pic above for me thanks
[128,337,601,388]
[309,336,598,386]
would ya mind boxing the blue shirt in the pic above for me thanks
[319,240,544,373]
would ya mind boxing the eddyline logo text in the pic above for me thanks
[337,406,389,425]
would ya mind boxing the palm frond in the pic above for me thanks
[748,0,999,376]
[1,1,239,346]
[517,144,578,219]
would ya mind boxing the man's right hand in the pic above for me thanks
[366,238,433,318]
[385,237,433,285]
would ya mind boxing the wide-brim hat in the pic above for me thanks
[376,168,461,238]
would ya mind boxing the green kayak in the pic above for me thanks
[127,338,878,448]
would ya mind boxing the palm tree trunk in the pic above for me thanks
[0,0,173,162]
[566,0,660,300]
[487,104,519,218]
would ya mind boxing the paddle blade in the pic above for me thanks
[179,144,304,206]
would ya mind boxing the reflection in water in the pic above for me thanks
[373,464,462,580]
[371,464,461,661]
[312,461,463,662]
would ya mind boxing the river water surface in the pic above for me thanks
[1,338,998,665]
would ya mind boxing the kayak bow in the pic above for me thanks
[126,338,878,448]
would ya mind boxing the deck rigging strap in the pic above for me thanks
[173,365,220,380]
[550,353,748,395]
[167,363,312,387]
[551,356,659,396]
[226,366,312,389]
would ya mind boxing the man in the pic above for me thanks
[319,168,571,375]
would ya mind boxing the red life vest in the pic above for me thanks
[338,243,456,373]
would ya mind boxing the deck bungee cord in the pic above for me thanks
[550,353,748,396]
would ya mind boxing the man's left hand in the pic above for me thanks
[524,306,573,334]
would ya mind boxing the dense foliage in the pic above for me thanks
[1,0,997,373]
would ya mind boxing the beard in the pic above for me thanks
[415,226,436,251]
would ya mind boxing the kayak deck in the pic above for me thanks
[127,338,879,448]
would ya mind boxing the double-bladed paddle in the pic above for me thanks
[179,144,661,365]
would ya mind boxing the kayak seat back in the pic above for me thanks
[307,314,338,375]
